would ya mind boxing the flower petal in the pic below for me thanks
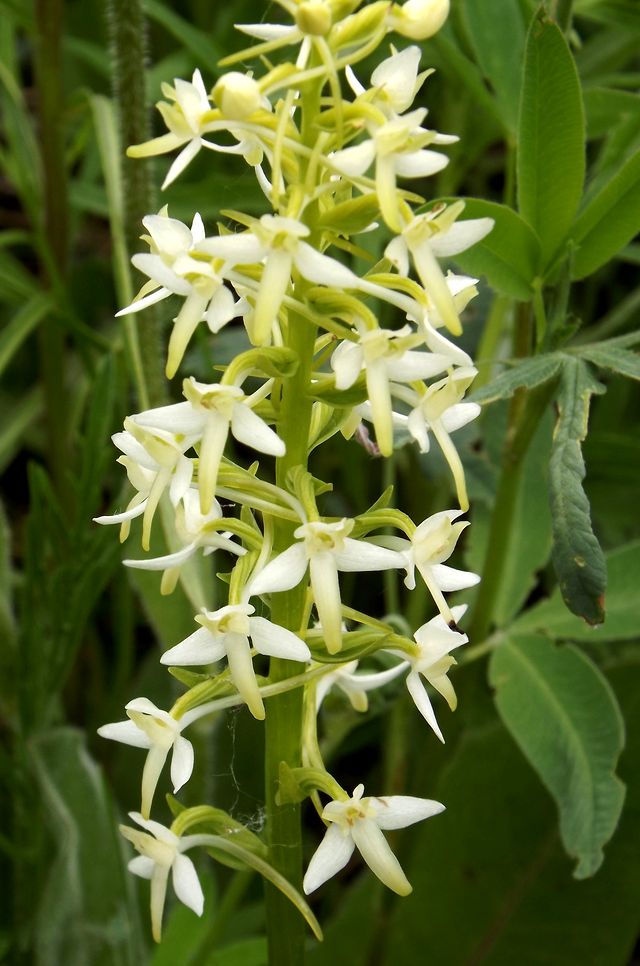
[249,616,310,661]
[116,286,171,317]
[162,138,202,190]
[171,735,195,793]
[334,538,403,573]
[97,720,152,748]
[430,562,480,592]
[161,626,226,665]
[406,670,444,741]
[124,540,199,571]
[429,218,494,257]
[248,543,308,596]
[231,404,285,456]
[172,853,205,915]
[225,632,265,719]
[131,253,191,296]
[128,855,155,879]
[351,818,411,895]
[303,823,355,894]
[371,794,445,830]
[310,552,343,654]
[295,243,359,288]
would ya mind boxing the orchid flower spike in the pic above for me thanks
[314,659,408,713]
[248,519,404,654]
[99,698,194,818]
[303,783,444,895]
[120,813,205,942]
[161,604,310,720]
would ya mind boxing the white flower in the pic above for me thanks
[385,203,494,334]
[303,784,444,895]
[117,209,245,378]
[199,215,359,345]
[127,70,212,188]
[98,698,194,818]
[387,0,450,40]
[161,604,310,720]
[331,108,450,233]
[212,71,265,120]
[394,605,467,741]
[120,813,205,942]
[331,325,453,456]
[248,519,404,654]
[315,659,407,712]
[404,366,480,509]
[94,425,195,550]
[123,489,246,594]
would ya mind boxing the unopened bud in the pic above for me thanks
[296,1,332,35]
[213,72,262,120]
[388,0,449,40]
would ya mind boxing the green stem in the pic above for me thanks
[468,379,556,642]
[552,0,574,32]
[474,295,512,390]
[265,310,317,966]
[105,0,166,408]
[33,0,70,508]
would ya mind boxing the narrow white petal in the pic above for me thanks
[235,22,297,41]
[386,351,451,382]
[116,287,170,317]
[430,563,481,592]
[350,662,409,691]
[334,539,404,573]
[250,249,292,345]
[385,236,410,276]
[125,696,165,717]
[160,627,225,666]
[94,499,147,526]
[198,414,230,514]
[169,456,193,505]
[231,404,285,456]
[441,402,481,433]
[249,616,310,661]
[394,149,448,179]
[365,358,393,457]
[97,720,152,748]
[131,254,191,296]
[225,632,264,719]
[406,671,444,741]
[124,541,198,571]
[142,214,193,253]
[198,233,265,263]
[331,140,376,177]
[171,736,195,792]
[141,745,170,819]
[303,824,355,894]
[310,552,343,654]
[128,855,155,879]
[351,819,411,895]
[248,543,308,596]
[191,212,205,243]
[430,218,494,257]
[150,866,170,942]
[206,285,236,332]
[372,794,445,830]
[172,854,205,915]
[166,291,209,378]
[295,243,359,288]
[162,139,201,190]
[331,341,363,390]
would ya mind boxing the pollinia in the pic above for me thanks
[97,0,494,949]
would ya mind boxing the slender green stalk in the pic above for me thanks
[106,0,166,407]
[474,295,512,390]
[33,0,70,508]
[468,379,556,643]
[265,311,317,966]
[552,0,574,32]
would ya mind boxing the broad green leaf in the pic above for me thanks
[0,292,50,378]
[209,938,268,966]
[461,0,526,130]
[513,540,640,641]
[448,199,541,299]
[549,358,607,624]
[489,634,625,878]
[571,150,640,279]
[517,14,585,267]
[30,728,145,966]
[471,353,562,404]
[387,663,640,965]
[577,343,640,380]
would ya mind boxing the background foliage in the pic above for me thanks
[0,0,639,963]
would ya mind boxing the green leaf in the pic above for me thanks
[517,13,585,267]
[471,353,562,404]
[577,343,640,380]
[386,663,640,965]
[461,0,526,130]
[30,728,145,966]
[448,199,542,299]
[489,634,625,878]
[207,938,267,966]
[0,292,51,379]
[430,32,508,134]
[570,150,640,279]
[513,540,640,641]
[548,358,607,624]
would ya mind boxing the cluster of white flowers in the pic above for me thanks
[98,0,492,941]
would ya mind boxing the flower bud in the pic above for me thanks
[296,0,332,35]
[388,0,449,40]
[213,72,262,120]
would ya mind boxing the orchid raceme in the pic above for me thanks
[303,784,445,895]
[97,1,495,952]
